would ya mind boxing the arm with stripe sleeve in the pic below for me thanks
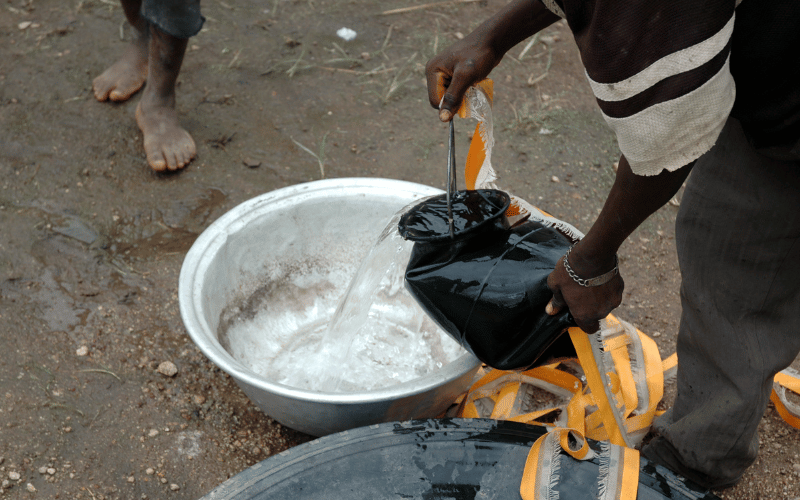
[546,0,737,332]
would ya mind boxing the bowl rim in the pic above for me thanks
[179,177,481,405]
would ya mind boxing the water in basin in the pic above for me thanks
[218,208,465,392]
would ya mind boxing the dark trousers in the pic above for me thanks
[643,118,800,489]
[142,0,204,39]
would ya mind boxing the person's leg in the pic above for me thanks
[93,0,149,102]
[642,118,800,489]
[135,25,195,171]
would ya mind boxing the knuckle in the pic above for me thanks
[441,93,460,107]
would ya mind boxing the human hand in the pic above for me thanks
[425,33,502,122]
[545,244,624,333]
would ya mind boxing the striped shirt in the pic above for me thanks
[539,0,800,175]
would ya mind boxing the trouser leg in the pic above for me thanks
[141,0,204,39]
[643,118,800,489]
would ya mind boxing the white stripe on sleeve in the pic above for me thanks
[586,13,734,102]
[602,55,736,176]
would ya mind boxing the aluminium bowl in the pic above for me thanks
[179,178,481,436]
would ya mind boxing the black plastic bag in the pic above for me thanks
[399,189,576,371]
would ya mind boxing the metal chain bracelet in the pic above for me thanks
[562,245,619,287]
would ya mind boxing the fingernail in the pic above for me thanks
[439,109,452,122]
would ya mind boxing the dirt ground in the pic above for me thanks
[1,0,799,498]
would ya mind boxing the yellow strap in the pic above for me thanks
[775,370,800,392]
[605,334,638,417]
[662,352,678,374]
[605,319,667,438]
[508,408,562,424]
[555,427,591,460]
[565,388,588,435]
[610,346,638,418]
[459,366,583,421]
[771,389,800,429]
[467,366,508,391]
[570,328,629,447]
[521,428,637,500]
[520,431,550,500]
[639,326,666,424]
[619,446,641,500]
[465,123,484,191]
[526,365,583,391]
[490,382,521,419]
[772,370,800,429]
[604,334,630,351]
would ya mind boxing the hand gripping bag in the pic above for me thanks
[398,188,576,370]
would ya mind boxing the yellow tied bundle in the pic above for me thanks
[449,315,675,500]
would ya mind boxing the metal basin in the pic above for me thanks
[179,178,481,436]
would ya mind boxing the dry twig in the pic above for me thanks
[382,0,481,15]
[79,368,122,382]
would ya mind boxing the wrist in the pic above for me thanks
[563,245,619,287]
[566,240,619,278]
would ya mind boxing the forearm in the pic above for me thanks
[570,155,694,275]
[475,0,561,57]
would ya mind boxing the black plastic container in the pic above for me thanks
[399,189,575,370]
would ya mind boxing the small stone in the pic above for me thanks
[1,479,9,489]
[26,483,36,493]
[146,468,154,475]
[550,176,560,183]
[8,472,20,481]
[192,395,206,405]
[160,477,167,484]
[18,21,32,30]
[242,157,261,169]
[170,484,180,491]
[76,346,89,357]
[148,429,159,437]
[454,32,464,39]
[612,161,619,172]
[127,476,135,483]
[38,467,47,474]
[46,468,55,476]
[157,361,178,377]
[360,52,371,61]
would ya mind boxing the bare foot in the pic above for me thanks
[135,99,196,171]
[93,39,148,102]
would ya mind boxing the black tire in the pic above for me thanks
[201,418,720,500]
